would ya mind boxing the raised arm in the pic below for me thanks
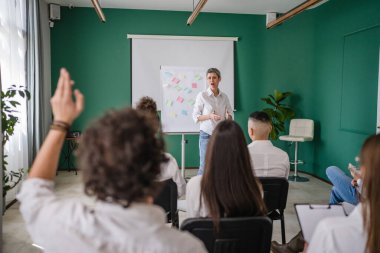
[28,68,84,180]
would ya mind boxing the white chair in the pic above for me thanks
[279,119,314,182]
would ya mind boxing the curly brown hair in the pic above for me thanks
[136,96,157,115]
[77,108,168,207]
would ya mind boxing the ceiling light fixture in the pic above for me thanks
[266,0,322,29]
[187,0,208,26]
[91,0,106,23]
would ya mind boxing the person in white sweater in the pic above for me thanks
[136,96,186,197]
[17,68,206,253]
[307,134,380,253]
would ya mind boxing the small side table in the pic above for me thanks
[60,135,80,175]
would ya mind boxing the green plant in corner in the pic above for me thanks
[261,90,295,140]
[2,85,30,202]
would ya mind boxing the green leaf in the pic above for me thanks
[277,92,292,103]
[25,90,31,99]
[10,101,20,107]
[18,91,25,98]
[262,109,276,120]
[261,97,276,107]
[274,90,283,102]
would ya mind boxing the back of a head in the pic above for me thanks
[77,108,168,207]
[360,134,380,253]
[248,111,272,139]
[201,120,266,227]
[136,96,158,115]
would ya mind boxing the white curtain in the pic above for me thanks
[0,0,28,204]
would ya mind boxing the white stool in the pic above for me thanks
[279,119,314,182]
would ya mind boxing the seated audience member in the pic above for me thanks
[272,134,380,253]
[247,111,290,178]
[186,120,267,228]
[17,69,207,253]
[326,165,361,206]
[136,96,186,198]
[308,134,380,253]
[272,164,362,253]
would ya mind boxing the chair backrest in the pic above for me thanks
[258,177,289,213]
[289,119,314,140]
[180,216,273,253]
[153,179,177,217]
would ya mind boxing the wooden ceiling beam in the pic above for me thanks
[266,0,322,29]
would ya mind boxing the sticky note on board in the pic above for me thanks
[177,96,184,103]
[166,100,173,107]
[172,77,180,84]
[169,111,177,118]
[195,74,202,81]
[187,99,195,106]
[181,110,188,116]
[164,72,173,78]
[192,82,198,89]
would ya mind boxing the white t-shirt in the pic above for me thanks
[192,88,233,135]
[17,178,207,253]
[186,175,209,218]
[308,204,366,253]
[248,140,290,178]
[158,153,186,198]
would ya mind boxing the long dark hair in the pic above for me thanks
[361,134,380,253]
[200,120,267,230]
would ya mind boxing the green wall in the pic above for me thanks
[51,0,380,179]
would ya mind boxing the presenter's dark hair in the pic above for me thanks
[207,68,221,78]
[201,120,266,230]
[361,134,380,253]
[78,108,168,207]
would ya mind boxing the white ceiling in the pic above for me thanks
[45,0,328,15]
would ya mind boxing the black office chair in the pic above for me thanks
[180,216,273,253]
[258,177,289,244]
[153,179,179,228]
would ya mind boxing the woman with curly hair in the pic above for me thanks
[136,96,186,198]
[186,120,266,229]
[17,68,206,253]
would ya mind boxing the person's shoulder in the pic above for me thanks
[164,152,176,161]
[153,227,207,253]
[186,175,202,195]
[271,144,289,157]
[187,175,202,186]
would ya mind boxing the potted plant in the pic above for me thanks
[261,90,295,140]
[2,84,30,213]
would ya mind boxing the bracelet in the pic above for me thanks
[51,120,70,132]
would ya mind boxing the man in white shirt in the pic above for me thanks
[192,68,233,175]
[247,111,290,178]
